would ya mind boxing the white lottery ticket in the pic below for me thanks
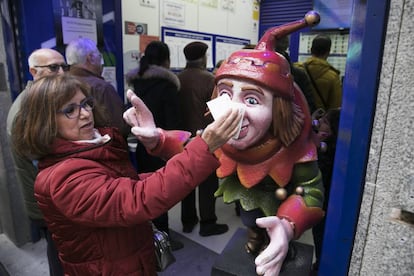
[206,94,245,139]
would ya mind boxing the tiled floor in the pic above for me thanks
[0,196,314,275]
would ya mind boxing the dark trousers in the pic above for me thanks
[32,219,64,276]
[181,172,218,226]
[238,203,264,228]
[153,212,169,234]
[312,217,325,267]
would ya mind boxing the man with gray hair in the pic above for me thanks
[7,48,66,276]
[65,37,129,138]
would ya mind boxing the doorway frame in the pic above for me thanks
[319,1,390,275]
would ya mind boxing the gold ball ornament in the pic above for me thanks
[275,188,287,200]
[295,186,305,195]
[304,11,321,27]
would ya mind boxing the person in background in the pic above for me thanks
[178,41,229,237]
[126,40,184,250]
[6,48,66,276]
[65,37,129,138]
[11,74,243,275]
[311,107,341,275]
[242,44,256,49]
[275,35,317,113]
[295,35,342,111]
[212,59,224,75]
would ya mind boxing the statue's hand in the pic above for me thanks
[254,216,294,276]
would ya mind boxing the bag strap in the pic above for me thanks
[303,62,328,109]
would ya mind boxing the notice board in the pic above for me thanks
[162,27,250,70]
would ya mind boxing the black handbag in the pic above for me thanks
[153,224,176,271]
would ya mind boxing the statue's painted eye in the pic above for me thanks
[246,97,258,105]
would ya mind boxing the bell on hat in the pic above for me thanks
[215,11,320,100]
[184,41,208,61]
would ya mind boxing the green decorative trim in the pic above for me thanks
[302,171,324,207]
[215,161,325,215]
[215,175,280,216]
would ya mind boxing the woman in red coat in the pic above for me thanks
[11,74,242,275]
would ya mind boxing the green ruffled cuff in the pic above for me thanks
[215,161,324,216]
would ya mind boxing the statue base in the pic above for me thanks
[211,227,313,276]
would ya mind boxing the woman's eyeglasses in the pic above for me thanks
[58,97,95,119]
[34,64,70,72]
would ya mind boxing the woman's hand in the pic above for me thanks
[201,106,243,152]
[254,216,294,276]
[123,89,160,150]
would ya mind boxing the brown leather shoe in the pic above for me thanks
[244,226,269,256]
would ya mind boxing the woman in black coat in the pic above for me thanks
[126,41,184,250]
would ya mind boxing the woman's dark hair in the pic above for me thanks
[138,41,170,76]
[11,74,105,159]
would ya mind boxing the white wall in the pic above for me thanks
[121,0,260,75]
[122,0,259,50]
[349,0,414,275]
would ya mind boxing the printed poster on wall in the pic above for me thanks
[162,1,185,27]
[125,21,148,35]
[162,27,250,70]
[53,0,104,49]
[140,35,160,54]
[215,36,250,63]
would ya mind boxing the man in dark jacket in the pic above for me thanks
[65,38,129,139]
[295,35,342,111]
[177,41,229,236]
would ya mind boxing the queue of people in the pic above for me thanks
[7,18,342,274]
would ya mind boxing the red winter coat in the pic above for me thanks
[35,127,219,275]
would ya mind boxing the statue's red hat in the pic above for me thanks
[215,11,320,99]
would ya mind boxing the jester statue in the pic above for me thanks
[124,11,324,276]
[211,11,324,275]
